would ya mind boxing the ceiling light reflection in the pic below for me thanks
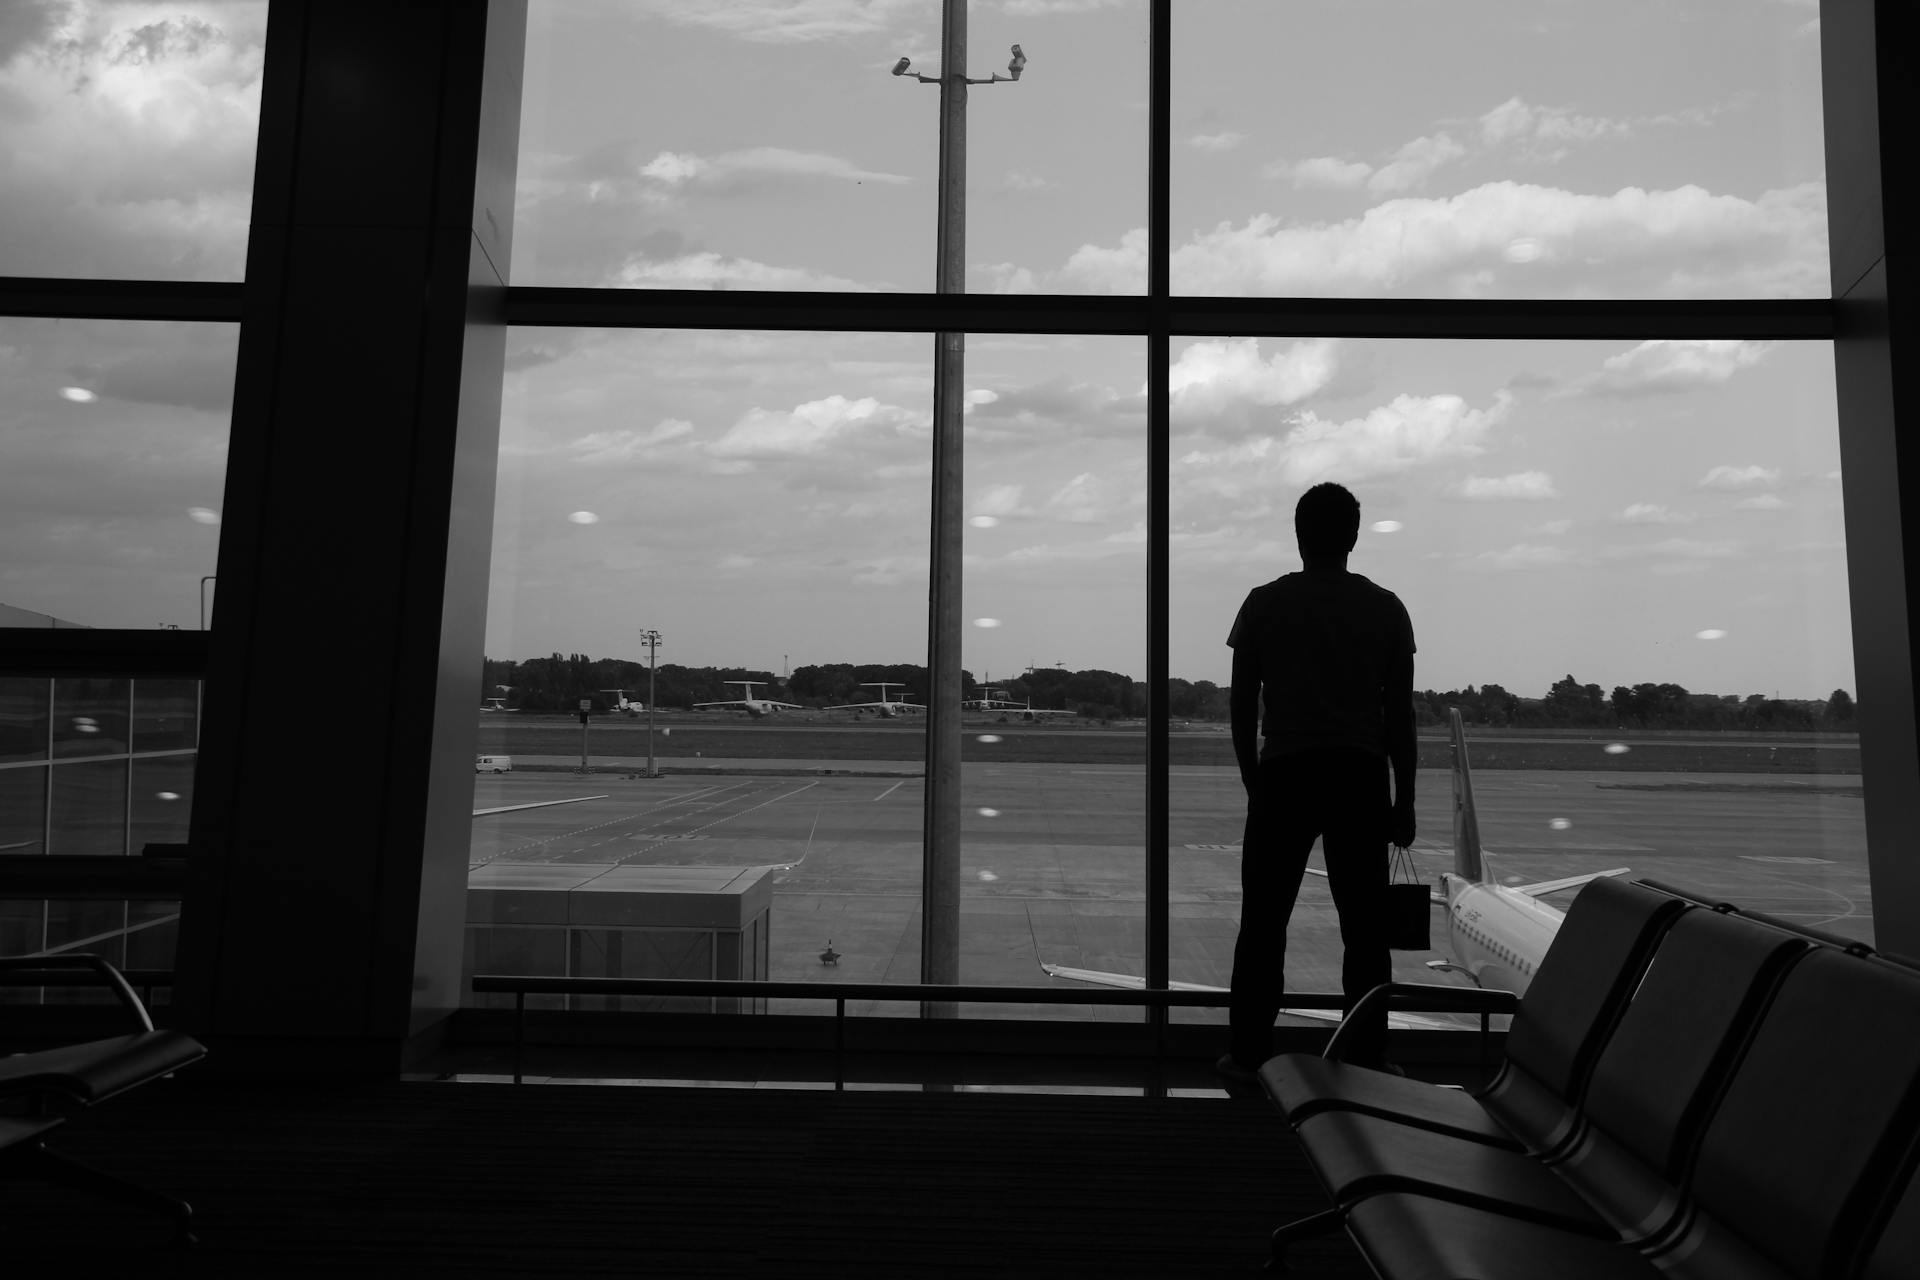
[568,511,600,524]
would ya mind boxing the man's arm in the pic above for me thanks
[1231,642,1262,795]
[1385,650,1416,846]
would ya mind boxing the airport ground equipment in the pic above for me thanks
[0,954,207,1244]
[1263,884,1920,1278]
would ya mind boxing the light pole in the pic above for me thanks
[199,576,216,630]
[638,628,662,778]
[893,10,1025,1011]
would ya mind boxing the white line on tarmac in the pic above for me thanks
[872,780,906,802]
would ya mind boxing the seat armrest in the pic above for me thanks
[1325,982,1520,1061]
[0,955,156,1033]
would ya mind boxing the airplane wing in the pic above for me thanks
[1038,963,1460,1030]
[1512,867,1632,898]
[692,700,746,710]
[472,795,607,817]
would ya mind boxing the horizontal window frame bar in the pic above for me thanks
[502,287,1835,341]
[0,629,208,678]
[0,277,244,323]
[0,749,198,771]
[0,279,1837,341]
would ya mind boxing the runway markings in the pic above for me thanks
[615,780,822,866]
[472,781,756,866]
[872,780,906,802]
[1741,855,1836,865]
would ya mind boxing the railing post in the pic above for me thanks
[514,990,525,1085]
[835,997,845,1092]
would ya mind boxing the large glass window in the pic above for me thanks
[1170,0,1827,298]
[1170,336,1863,1017]
[512,1,1146,293]
[0,319,235,631]
[0,1,267,281]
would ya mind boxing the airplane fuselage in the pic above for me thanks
[1441,873,1564,998]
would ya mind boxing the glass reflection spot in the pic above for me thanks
[1604,743,1630,755]
[969,515,1000,528]
[59,387,96,402]
[977,734,1002,744]
[972,617,1001,628]
[1549,818,1572,831]
[977,807,1000,818]
[1696,628,1728,640]
[568,511,600,524]
[188,507,220,525]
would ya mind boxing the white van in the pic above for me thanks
[475,755,513,773]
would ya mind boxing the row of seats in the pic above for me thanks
[0,955,206,1245]
[1257,876,1920,1279]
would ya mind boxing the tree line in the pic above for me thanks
[482,655,1854,730]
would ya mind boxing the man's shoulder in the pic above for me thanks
[1345,572,1407,609]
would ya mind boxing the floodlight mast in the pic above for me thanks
[638,628,661,777]
[892,8,1024,1017]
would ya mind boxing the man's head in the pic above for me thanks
[1295,482,1361,562]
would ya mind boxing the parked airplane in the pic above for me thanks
[599,688,644,716]
[693,680,805,719]
[1040,707,1627,1014]
[966,688,1079,720]
[828,682,924,717]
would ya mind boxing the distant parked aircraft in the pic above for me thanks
[599,688,644,716]
[828,682,924,718]
[1041,707,1627,1013]
[693,680,805,719]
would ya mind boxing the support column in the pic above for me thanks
[1823,0,1920,962]
[177,1,526,1074]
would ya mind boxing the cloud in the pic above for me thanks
[1276,156,1374,190]
[1169,338,1341,433]
[1042,181,1826,298]
[1367,132,1466,194]
[611,251,878,291]
[0,1,266,280]
[708,394,926,459]
[1615,503,1694,525]
[1178,391,1510,506]
[1002,170,1049,191]
[1477,97,1631,161]
[1699,464,1782,491]
[627,0,924,43]
[1457,471,1559,501]
[637,146,909,192]
[1573,340,1776,396]
[1189,131,1246,153]
[967,379,1144,436]
[971,484,1025,517]
[1530,519,1573,536]
[1735,493,1791,511]
[568,419,696,464]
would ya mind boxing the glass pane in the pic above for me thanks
[474,327,928,1011]
[52,679,129,758]
[49,758,127,856]
[514,2,1145,293]
[0,766,47,856]
[132,679,198,752]
[0,1,267,281]
[0,900,42,960]
[960,334,1146,1017]
[0,678,51,764]
[1170,1,1827,298]
[0,319,235,629]
[1170,337,1858,1035]
[131,755,194,852]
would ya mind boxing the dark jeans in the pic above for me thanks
[1229,749,1391,1068]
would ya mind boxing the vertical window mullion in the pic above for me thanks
[1147,0,1172,996]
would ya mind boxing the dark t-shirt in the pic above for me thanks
[1227,569,1415,761]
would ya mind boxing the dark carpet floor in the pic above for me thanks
[2,1080,1374,1277]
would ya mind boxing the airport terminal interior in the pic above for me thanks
[4,2,1919,1273]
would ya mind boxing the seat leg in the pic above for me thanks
[4,1140,195,1243]
[1268,1206,1343,1271]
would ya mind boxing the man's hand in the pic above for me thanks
[1387,801,1416,849]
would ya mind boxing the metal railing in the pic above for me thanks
[470,975,1503,1087]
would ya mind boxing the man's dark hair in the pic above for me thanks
[1295,482,1361,560]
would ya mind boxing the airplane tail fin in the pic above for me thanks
[1448,706,1485,884]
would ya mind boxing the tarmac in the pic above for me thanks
[469,760,1872,1023]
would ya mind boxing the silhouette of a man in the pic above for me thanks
[1220,482,1416,1080]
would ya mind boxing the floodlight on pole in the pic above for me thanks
[891,8,1025,1017]
[638,628,662,778]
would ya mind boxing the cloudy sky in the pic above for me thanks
[0,1,1856,700]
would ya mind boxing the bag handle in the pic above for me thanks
[1389,842,1420,885]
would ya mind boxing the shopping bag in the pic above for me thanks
[1384,844,1432,950]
